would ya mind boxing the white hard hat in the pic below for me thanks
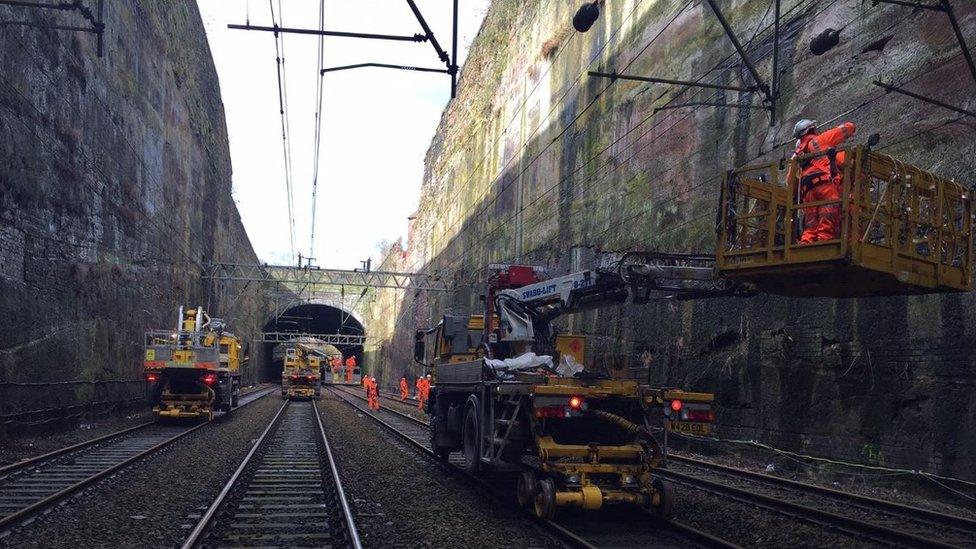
[793,119,817,139]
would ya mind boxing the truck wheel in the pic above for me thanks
[650,478,674,519]
[517,470,537,508]
[534,478,556,519]
[461,404,481,474]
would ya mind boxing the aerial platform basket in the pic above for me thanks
[716,146,972,297]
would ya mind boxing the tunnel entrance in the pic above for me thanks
[261,303,365,382]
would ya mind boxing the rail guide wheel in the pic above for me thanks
[650,478,674,519]
[517,470,538,508]
[534,478,557,519]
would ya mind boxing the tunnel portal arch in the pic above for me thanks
[261,302,366,382]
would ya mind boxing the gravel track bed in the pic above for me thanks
[317,392,566,549]
[0,412,151,466]
[671,447,976,521]
[0,385,270,467]
[663,478,887,548]
[0,393,282,548]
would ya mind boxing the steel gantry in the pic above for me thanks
[256,332,370,345]
[205,263,455,292]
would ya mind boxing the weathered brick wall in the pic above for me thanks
[365,0,976,478]
[0,1,268,432]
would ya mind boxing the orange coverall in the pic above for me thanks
[367,377,380,410]
[416,377,430,410]
[344,356,356,383]
[789,122,856,243]
[399,377,409,400]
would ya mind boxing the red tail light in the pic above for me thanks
[202,373,218,386]
[535,406,567,419]
[683,409,715,422]
[145,373,159,383]
[568,396,585,411]
[670,399,683,412]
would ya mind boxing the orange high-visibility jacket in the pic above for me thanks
[789,122,856,185]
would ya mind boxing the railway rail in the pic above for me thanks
[662,455,976,548]
[181,399,361,548]
[329,385,737,549]
[0,386,276,534]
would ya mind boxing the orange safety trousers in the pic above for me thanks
[799,178,841,243]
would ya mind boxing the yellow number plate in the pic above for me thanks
[669,421,711,435]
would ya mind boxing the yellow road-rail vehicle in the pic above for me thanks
[281,344,323,399]
[414,137,970,519]
[144,306,243,421]
[416,265,716,519]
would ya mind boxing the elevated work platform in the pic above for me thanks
[717,147,972,297]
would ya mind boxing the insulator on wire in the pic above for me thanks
[810,28,841,55]
[573,2,600,33]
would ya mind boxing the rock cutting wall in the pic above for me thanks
[0,1,268,433]
[366,0,976,478]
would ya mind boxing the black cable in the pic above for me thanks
[269,0,296,263]
[309,0,325,259]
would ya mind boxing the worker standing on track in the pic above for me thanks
[344,355,357,384]
[367,376,380,411]
[399,376,409,400]
[787,119,856,244]
[331,355,342,382]
[416,374,430,411]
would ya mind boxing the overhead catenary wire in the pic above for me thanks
[269,0,297,264]
[437,0,831,270]
[454,0,950,269]
[446,0,827,268]
[309,0,325,260]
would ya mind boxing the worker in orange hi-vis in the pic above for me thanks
[786,119,857,244]
[367,376,380,410]
[416,375,430,411]
[399,377,409,400]
[344,355,357,384]
[362,374,370,396]
[330,356,342,382]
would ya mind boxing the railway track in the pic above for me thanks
[663,455,976,548]
[329,386,736,549]
[181,399,361,548]
[0,387,275,534]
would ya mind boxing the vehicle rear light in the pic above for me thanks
[535,406,567,419]
[683,409,715,422]
[202,373,218,386]
[568,396,585,411]
[145,373,159,383]
[670,399,683,412]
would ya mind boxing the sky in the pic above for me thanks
[198,1,490,268]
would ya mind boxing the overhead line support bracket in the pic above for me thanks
[227,23,427,43]
[588,70,758,92]
[873,80,976,119]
